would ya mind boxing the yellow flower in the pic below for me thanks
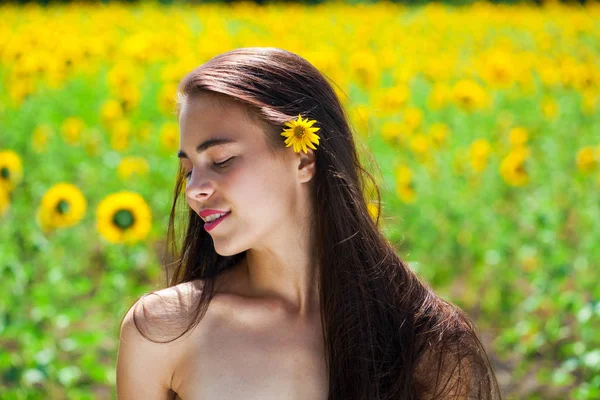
[509,127,529,146]
[424,54,455,82]
[395,164,413,185]
[500,147,530,187]
[452,79,490,112]
[576,147,597,173]
[402,106,423,131]
[428,123,450,148]
[380,121,400,144]
[452,148,469,175]
[114,83,140,113]
[410,133,430,156]
[281,114,321,154]
[8,80,34,106]
[159,122,180,152]
[109,119,132,151]
[96,191,152,245]
[541,96,559,120]
[468,139,492,173]
[427,82,452,110]
[36,183,87,231]
[581,90,598,116]
[395,164,416,203]
[349,105,371,137]
[375,84,410,115]
[117,156,150,180]
[60,117,85,145]
[381,121,413,146]
[32,124,54,153]
[349,51,378,88]
[0,186,10,217]
[396,183,416,204]
[158,82,178,116]
[101,99,124,126]
[0,150,24,193]
[537,63,561,87]
[478,50,517,89]
[107,62,137,89]
[136,121,152,142]
[83,128,102,157]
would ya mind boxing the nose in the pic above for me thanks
[185,173,216,203]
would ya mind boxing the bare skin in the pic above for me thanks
[166,263,328,400]
[117,92,327,399]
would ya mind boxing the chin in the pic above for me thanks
[212,240,241,257]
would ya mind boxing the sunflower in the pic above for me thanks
[576,146,597,173]
[0,149,24,193]
[60,117,85,146]
[101,99,124,126]
[280,115,321,154]
[500,147,530,187]
[509,127,529,147]
[109,119,132,152]
[469,139,492,173]
[395,164,416,204]
[96,191,152,245]
[429,123,450,148]
[452,79,490,112]
[117,156,150,180]
[36,183,87,231]
[159,121,180,153]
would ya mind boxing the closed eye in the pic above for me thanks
[184,157,234,179]
[214,157,234,168]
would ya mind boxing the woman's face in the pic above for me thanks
[178,93,302,256]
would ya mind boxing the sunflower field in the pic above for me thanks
[1,1,599,399]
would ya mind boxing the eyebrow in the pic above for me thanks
[177,137,237,159]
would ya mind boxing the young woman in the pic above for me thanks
[116,47,502,400]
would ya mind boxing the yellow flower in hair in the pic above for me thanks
[281,114,321,154]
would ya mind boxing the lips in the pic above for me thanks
[203,211,230,232]
[198,208,230,220]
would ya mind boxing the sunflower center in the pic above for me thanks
[113,209,134,229]
[56,199,70,214]
[1,167,9,179]
[293,126,305,138]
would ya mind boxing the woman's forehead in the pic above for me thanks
[178,95,272,152]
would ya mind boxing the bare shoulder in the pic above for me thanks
[117,281,205,399]
[125,280,206,340]
[412,330,499,400]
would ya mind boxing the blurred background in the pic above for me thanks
[1,0,599,399]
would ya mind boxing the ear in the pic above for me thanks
[297,149,316,183]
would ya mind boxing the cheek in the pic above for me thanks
[186,197,196,213]
[233,164,293,217]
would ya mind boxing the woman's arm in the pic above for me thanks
[116,299,177,400]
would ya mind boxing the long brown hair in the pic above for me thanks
[131,47,502,400]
